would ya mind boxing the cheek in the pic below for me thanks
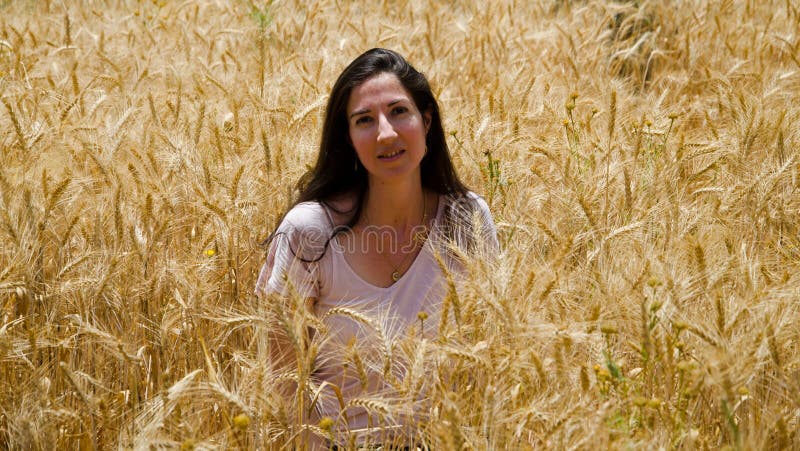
[392,117,417,134]
[349,129,370,154]
[403,120,427,143]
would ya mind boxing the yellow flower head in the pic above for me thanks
[233,413,250,430]
[204,249,216,257]
[737,386,749,396]
[319,416,334,431]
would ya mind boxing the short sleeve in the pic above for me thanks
[255,203,332,299]
[434,192,500,258]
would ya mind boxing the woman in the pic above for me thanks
[256,48,498,447]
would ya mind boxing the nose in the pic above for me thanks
[376,113,398,142]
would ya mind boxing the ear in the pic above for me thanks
[423,108,433,134]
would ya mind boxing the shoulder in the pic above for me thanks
[280,201,332,231]
[437,190,499,254]
[466,191,491,214]
[442,191,493,219]
[282,193,358,229]
[272,201,335,256]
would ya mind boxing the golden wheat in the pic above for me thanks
[1,0,799,449]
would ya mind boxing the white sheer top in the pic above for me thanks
[255,192,497,444]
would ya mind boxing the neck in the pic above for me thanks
[362,176,425,228]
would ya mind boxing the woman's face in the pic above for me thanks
[346,72,431,187]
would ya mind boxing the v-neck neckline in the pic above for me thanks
[333,194,444,291]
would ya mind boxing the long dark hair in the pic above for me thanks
[264,48,475,260]
[298,48,467,223]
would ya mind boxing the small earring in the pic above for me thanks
[354,158,359,171]
[424,146,429,156]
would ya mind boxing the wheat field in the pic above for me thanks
[1,0,799,449]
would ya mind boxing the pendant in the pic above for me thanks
[391,270,401,282]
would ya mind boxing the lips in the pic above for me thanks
[377,149,406,160]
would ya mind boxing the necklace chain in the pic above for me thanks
[372,193,428,284]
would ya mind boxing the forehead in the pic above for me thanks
[347,72,414,113]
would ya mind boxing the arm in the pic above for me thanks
[255,206,330,444]
[259,291,326,449]
[255,225,322,376]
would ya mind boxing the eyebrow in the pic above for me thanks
[348,99,406,119]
